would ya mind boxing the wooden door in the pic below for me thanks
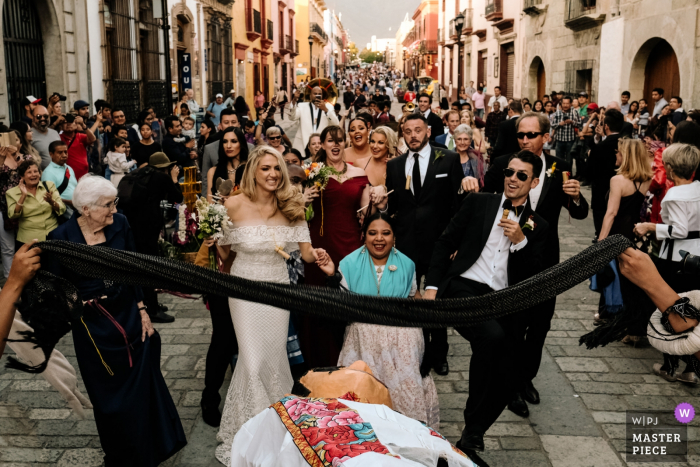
[499,42,514,98]
[643,39,680,105]
[253,63,261,96]
[477,50,485,88]
[537,61,546,100]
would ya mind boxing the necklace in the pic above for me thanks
[227,159,240,174]
[368,254,383,296]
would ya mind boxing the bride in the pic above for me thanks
[208,146,326,464]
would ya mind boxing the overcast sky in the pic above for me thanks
[333,0,421,49]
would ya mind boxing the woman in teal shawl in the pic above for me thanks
[316,212,440,428]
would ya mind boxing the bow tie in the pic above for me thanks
[502,200,523,217]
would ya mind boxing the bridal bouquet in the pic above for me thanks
[303,162,341,190]
[194,197,234,270]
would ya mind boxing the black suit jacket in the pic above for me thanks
[425,111,445,141]
[386,145,464,269]
[482,153,589,267]
[586,133,621,212]
[492,117,520,159]
[425,193,549,297]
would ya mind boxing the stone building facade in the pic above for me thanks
[0,0,91,123]
[521,0,699,107]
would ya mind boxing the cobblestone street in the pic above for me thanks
[2,113,700,466]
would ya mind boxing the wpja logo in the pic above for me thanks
[626,406,689,463]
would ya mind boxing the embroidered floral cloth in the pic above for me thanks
[271,396,396,466]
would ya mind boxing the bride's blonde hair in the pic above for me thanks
[239,145,306,221]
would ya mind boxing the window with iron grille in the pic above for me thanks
[223,22,233,84]
[208,17,223,100]
[103,0,139,121]
[139,3,168,118]
[565,59,595,101]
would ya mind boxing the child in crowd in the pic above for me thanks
[181,116,197,142]
[244,120,256,145]
[105,137,136,187]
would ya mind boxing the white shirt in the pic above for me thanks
[404,143,431,194]
[653,98,669,117]
[488,95,509,110]
[461,194,528,291]
[529,153,547,210]
[422,109,430,119]
[656,181,700,261]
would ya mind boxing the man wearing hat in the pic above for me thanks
[21,96,42,125]
[206,94,227,127]
[120,152,183,323]
[223,89,236,109]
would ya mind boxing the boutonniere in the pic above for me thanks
[388,265,397,272]
[434,150,446,161]
[522,215,536,231]
[546,162,558,178]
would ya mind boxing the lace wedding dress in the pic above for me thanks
[215,223,311,465]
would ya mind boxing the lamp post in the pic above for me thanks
[308,35,314,79]
[454,12,465,35]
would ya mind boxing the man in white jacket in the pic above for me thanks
[289,86,340,154]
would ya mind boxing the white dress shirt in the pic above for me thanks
[404,143,431,194]
[656,181,700,261]
[529,153,547,210]
[461,195,528,290]
[422,109,431,119]
[311,105,322,131]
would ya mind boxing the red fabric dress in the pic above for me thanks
[299,175,369,369]
[649,147,673,224]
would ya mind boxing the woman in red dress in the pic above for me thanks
[299,125,370,368]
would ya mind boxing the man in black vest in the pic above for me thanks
[462,112,589,418]
[372,113,463,375]
[423,151,549,463]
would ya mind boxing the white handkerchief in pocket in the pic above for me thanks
[435,173,448,178]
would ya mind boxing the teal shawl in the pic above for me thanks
[339,246,415,298]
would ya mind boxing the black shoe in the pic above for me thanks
[150,310,175,323]
[507,392,529,418]
[523,381,540,404]
[159,304,169,312]
[201,400,222,427]
[456,429,485,452]
[462,449,490,467]
[433,361,449,376]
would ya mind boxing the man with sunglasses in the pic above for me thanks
[30,105,61,169]
[423,151,550,464]
[461,112,589,419]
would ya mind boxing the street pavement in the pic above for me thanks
[1,105,700,466]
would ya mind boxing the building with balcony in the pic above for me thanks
[231,0,274,106]
[437,0,474,101]
[403,0,438,79]
[519,0,700,108]
[1,0,92,123]
[273,0,297,96]
[395,13,415,80]
[295,0,327,81]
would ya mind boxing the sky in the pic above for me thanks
[333,0,421,49]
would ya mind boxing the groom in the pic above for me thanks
[423,150,549,464]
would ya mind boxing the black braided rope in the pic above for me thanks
[35,235,632,328]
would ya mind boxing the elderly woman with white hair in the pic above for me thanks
[454,124,486,187]
[47,175,186,466]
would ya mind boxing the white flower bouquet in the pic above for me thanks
[194,197,234,270]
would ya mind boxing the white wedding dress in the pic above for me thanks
[215,222,311,465]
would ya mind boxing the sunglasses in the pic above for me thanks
[503,168,531,182]
[35,115,49,120]
[516,131,545,140]
[269,136,282,141]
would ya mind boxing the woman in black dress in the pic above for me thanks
[48,175,186,466]
[130,122,162,168]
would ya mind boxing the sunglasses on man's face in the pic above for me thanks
[503,168,530,182]
[35,115,49,120]
[516,131,545,140]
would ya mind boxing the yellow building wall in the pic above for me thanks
[231,0,274,111]
[295,0,310,83]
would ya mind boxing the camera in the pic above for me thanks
[51,92,67,102]
[679,250,700,275]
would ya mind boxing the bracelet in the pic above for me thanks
[138,306,148,311]
[16,202,23,207]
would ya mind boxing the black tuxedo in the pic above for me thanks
[386,145,464,270]
[586,133,621,235]
[425,193,549,294]
[481,152,589,390]
[386,144,464,367]
[492,117,520,159]
[424,111,445,141]
[426,193,549,436]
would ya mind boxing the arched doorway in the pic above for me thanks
[643,40,680,105]
[3,0,46,122]
[527,56,546,101]
[629,38,680,106]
